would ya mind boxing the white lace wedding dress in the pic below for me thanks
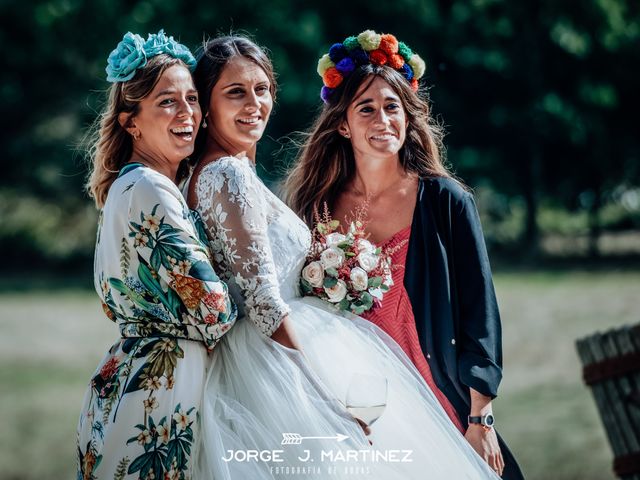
[188,156,499,479]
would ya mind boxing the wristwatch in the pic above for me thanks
[468,413,495,430]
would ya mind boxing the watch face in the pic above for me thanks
[484,414,495,426]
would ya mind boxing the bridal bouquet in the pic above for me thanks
[300,206,396,315]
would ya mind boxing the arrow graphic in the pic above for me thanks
[281,433,350,445]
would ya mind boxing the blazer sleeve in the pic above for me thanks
[451,191,503,398]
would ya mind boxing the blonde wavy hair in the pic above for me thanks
[85,55,185,208]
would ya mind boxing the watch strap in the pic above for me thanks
[467,414,495,428]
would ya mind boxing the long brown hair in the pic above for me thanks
[85,55,185,208]
[284,64,451,225]
[191,34,277,161]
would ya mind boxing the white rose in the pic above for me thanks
[302,261,324,288]
[320,247,345,269]
[325,232,346,247]
[350,267,369,291]
[324,279,348,303]
[356,238,375,253]
[357,251,379,272]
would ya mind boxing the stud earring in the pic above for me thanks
[132,131,141,141]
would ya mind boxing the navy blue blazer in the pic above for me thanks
[404,176,524,479]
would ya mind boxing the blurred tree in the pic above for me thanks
[427,0,640,254]
[0,0,638,268]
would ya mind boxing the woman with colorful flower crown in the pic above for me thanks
[76,30,237,480]
[285,30,523,479]
[184,33,503,479]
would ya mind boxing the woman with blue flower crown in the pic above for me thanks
[76,30,237,480]
[182,33,504,479]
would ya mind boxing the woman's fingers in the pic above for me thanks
[354,417,373,445]
[355,417,371,436]
[490,451,504,476]
[497,451,505,476]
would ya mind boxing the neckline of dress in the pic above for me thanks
[378,224,412,247]
[118,162,145,178]
[201,154,255,172]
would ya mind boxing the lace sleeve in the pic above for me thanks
[194,158,290,337]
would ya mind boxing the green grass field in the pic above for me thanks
[1,270,638,479]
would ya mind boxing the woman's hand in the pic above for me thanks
[334,399,373,442]
[467,388,504,476]
[271,316,303,351]
[465,424,503,476]
[273,318,372,444]
[354,417,372,436]
[354,417,373,445]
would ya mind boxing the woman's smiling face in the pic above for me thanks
[127,64,201,165]
[205,56,273,154]
[341,76,407,161]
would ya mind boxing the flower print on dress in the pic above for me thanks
[77,440,103,480]
[142,213,161,234]
[77,165,237,480]
[125,403,197,479]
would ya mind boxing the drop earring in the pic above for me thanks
[202,118,208,128]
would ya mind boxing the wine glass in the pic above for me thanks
[345,373,388,426]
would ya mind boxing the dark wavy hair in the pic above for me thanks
[190,34,277,162]
[284,64,452,225]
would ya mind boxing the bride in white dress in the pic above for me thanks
[186,35,500,479]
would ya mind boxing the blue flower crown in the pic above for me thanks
[106,30,197,83]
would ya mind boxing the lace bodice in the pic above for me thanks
[190,156,311,337]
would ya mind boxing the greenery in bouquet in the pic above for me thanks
[300,204,401,315]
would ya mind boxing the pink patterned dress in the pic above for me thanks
[361,226,465,433]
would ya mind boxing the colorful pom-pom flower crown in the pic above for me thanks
[105,29,197,83]
[317,30,426,103]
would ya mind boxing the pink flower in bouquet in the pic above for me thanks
[300,203,400,315]
[302,261,324,288]
[350,267,369,291]
[325,232,347,247]
[320,246,345,269]
[357,250,379,272]
[324,279,348,302]
[356,238,375,253]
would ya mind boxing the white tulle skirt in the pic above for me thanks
[195,297,499,479]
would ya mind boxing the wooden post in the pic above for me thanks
[576,324,640,479]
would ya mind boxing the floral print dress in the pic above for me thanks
[76,163,237,480]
